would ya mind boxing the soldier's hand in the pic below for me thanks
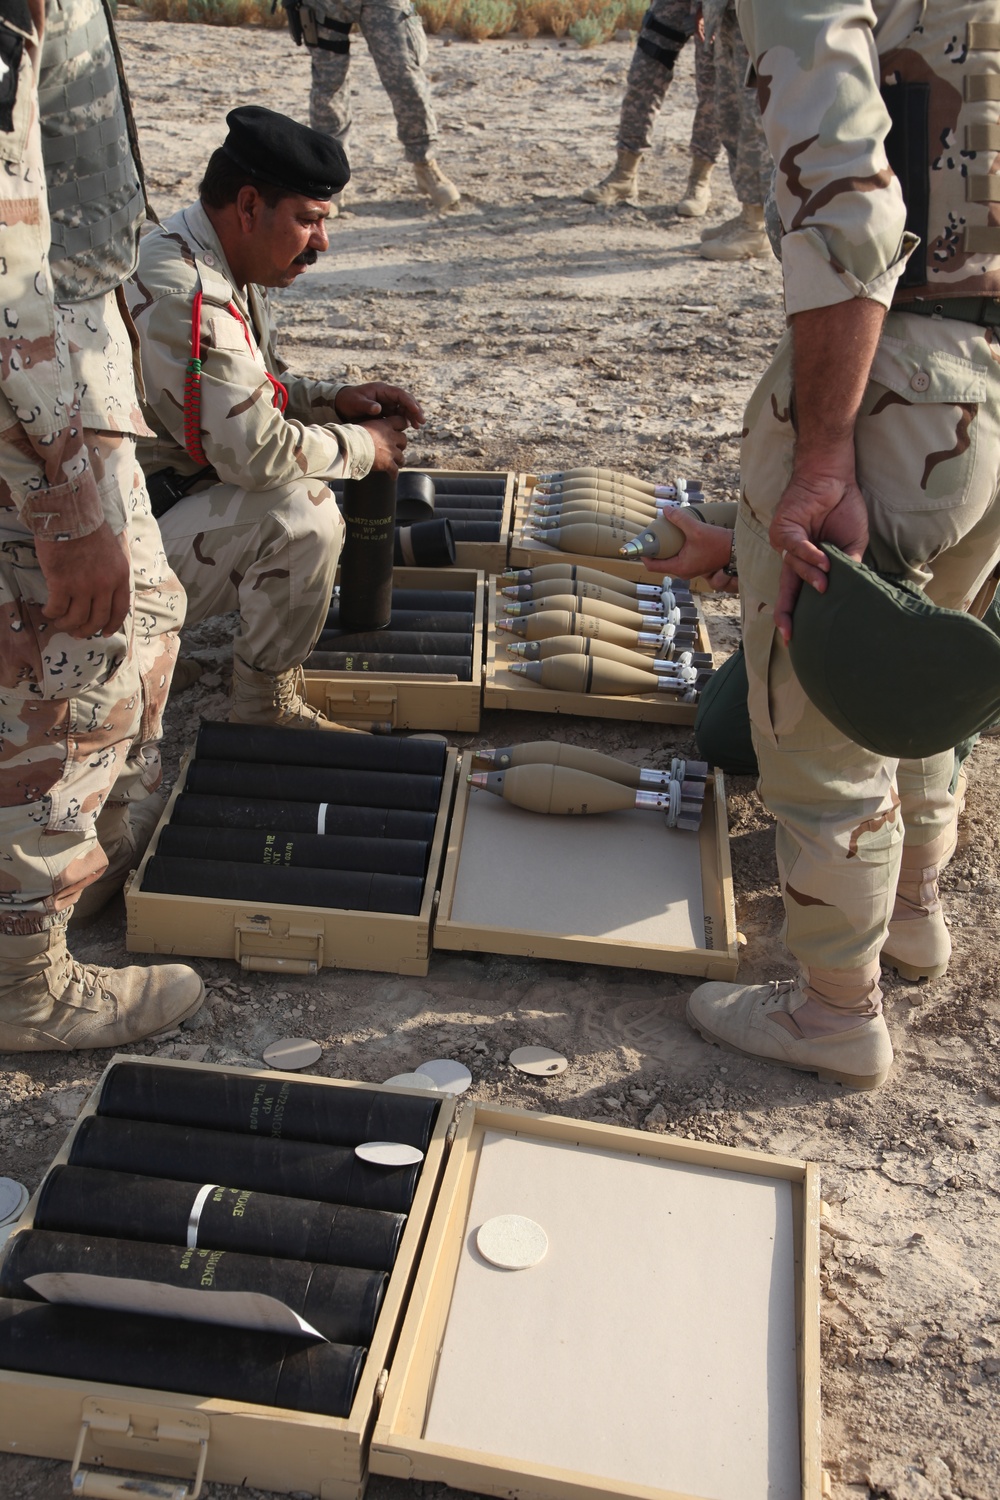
[336,383,425,428]
[36,523,132,639]
[365,417,408,474]
[770,461,869,645]
[641,504,734,587]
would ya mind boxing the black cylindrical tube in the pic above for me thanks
[427,477,504,495]
[372,589,476,610]
[70,1116,422,1213]
[395,471,435,522]
[339,470,398,632]
[171,795,437,843]
[445,521,502,540]
[307,652,471,680]
[0,1300,366,1419]
[35,1167,407,1270]
[194,722,446,777]
[324,607,473,633]
[430,508,503,523]
[142,857,424,914]
[314,631,472,656]
[415,496,503,511]
[394,520,455,568]
[156,824,430,876]
[1,1230,388,1349]
[98,1062,440,1150]
[183,761,443,810]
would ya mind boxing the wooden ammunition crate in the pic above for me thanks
[482,574,712,724]
[0,1062,824,1500]
[414,469,515,573]
[508,473,669,583]
[434,753,738,979]
[124,751,459,977]
[303,569,486,732]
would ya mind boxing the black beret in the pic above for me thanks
[222,106,350,199]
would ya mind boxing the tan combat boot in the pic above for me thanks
[413,160,460,211]
[171,657,203,693]
[229,657,375,732]
[70,793,168,928]
[698,202,770,260]
[686,964,892,1089]
[699,213,742,242]
[882,827,954,982]
[0,924,204,1052]
[581,148,642,205]
[674,155,714,217]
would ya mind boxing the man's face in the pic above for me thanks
[243,191,332,287]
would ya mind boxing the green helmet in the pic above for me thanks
[790,546,1000,758]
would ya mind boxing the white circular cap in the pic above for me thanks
[477,1214,548,1270]
[355,1141,425,1167]
[509,1045,568,1077]
[262,1038,322,1070]
[415,1059,472,1095]
[0,1178,28,1228]
[383,1071,441,1091]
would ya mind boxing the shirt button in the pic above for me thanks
[910,370,931,392]
[203,252,215,267]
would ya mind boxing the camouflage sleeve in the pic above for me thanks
[260,316,346,425]
[737,0,914,315]
[132,285,375,490]
[0,8,104,540]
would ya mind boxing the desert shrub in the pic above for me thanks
[452,0,516,39]
[414,0,455,33]
[619,0,647,29]
[568,0,618,46]
[138,0,284,25]
[528,0,575,36]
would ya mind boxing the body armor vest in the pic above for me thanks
[883,4,1000,303]
[38,0,144,302]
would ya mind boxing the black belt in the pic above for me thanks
[895,297,1000,328]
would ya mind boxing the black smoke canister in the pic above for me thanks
[394,519,455,568]
[373,589,476,611]
[307,653,471,680]
[394,471,436,523]
[69,1116,422,1212]
[1,1229,388,1349]
[313,631,473,657]
[182,762,442,810]
[34,1166,406,1271]
[324,607,473,634]
[141,857,424,913]
[194,722,447,777]
[339,470,397,632]
[171,795,437,843]
[98,1056,440,1146]
[98,1063,440,1150]
[156,824,429,877]
[444,521,502,541]
[0,1299,366,1419]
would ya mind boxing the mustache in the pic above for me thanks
[293,248,319,267]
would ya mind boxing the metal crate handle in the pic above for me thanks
[71,1403,209,1500]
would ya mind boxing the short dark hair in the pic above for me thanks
[199,147,291,210]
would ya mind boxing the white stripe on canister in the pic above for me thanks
[187,1183,219,1248]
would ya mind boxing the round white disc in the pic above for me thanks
[262,1037,322,1070]
[509,1046,568,1077]
[476,1214,548,1270]
[355,1141,425,1167]
[415,1058,472,1094]
[383,1071,441,1091]
[0,1178,28,1227]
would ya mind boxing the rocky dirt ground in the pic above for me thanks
[1,15,998,1500]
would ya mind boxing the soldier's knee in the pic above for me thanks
[275,481,345,551]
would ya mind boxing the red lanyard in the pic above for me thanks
[183,290,289,466]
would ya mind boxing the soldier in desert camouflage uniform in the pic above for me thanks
[284,0,460,210]
[127,107,423,730]
[695,0,772,259]
[683,0,1000,1088]
[582,0,721,215]
[0,0,204,1050]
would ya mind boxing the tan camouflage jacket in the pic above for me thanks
[127,202,376,488]
[738,1,1000,316]
[0,1,107,540]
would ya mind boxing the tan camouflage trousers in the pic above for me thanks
[739,310,1000,972]
[712,6,771,208]
[309,0,437,165]
[156,478,345,677]
[0,439,184,934]
[619,0,719,161]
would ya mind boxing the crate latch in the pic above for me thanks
[324,684,398,726]
[70,1400,209,1499]
[233,917,324,974]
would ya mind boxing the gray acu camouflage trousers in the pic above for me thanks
[618,0,719,161]
[309,0,438,165]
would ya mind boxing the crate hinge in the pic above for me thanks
[71,1399,209,1500]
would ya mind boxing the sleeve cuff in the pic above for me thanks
[19,474,107,541]
[781,227,918,317]
[330,421,376,481]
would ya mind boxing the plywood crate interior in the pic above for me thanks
[372,1102,823,1500]
[433,752,738,979]
[303,568,486,732]
[125,749,458,977]
[482,574,712,725]
[0,1056,457,1500]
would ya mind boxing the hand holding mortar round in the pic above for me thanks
[619,502,740,559]
[508,659,699,701]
